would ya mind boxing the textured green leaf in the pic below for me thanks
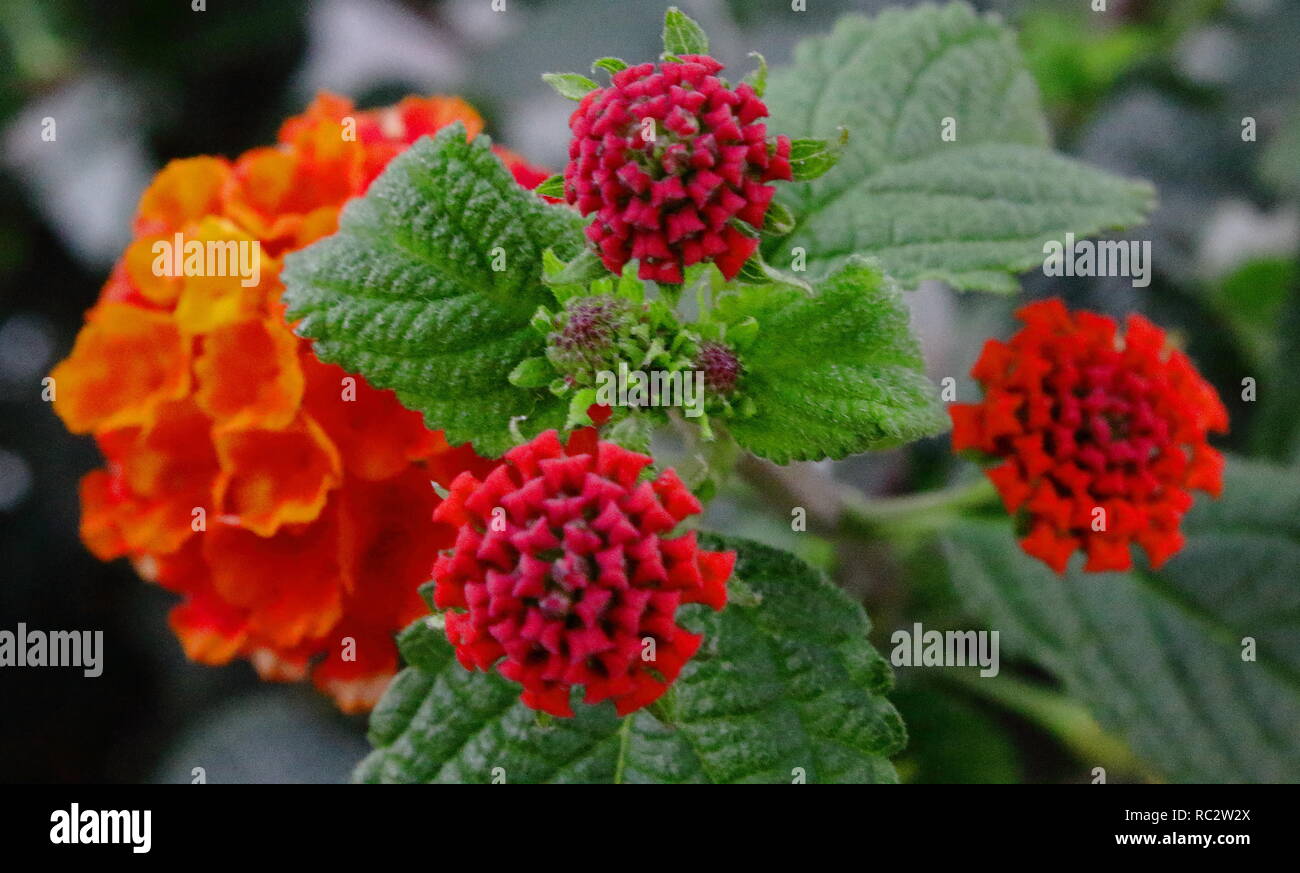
[593,57,629,75]
[281,124,587,456]
[940,457,1300,782]
[787,137,842,182]
[662,7,708,57]
[717,257,946,463]
[762,2,1155,291]
[355,534,906,784]
[542,72,599,101]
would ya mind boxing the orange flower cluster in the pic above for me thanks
[50,93,544,711]
[950,300,1228,574]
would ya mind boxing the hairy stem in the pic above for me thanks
[940,670,1154,783]
[737,454,997,542]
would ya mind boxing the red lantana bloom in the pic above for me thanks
[431,429,734,717]
[950,300,1229,574]
[564,55,792,284]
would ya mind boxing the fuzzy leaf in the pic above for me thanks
[762,2,1154,291]
[662,7,708,57]
[940,457,1300,782]
[593,57,630,75]
[787,137,841,182]
[281,124,586,456]
[542,72,599,101]
[718,257,946,463]
[355,534,905,784]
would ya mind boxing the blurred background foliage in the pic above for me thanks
[1,0,1296,783]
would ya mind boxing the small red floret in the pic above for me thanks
[431,429,734,717]
[564,55,792,283]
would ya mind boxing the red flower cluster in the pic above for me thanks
[950,300,1229,574]
[564,55,792,284]
[431,429,734,717]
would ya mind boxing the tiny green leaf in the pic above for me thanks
[542,72,600,101]
[762,199,796,236]
[743,51,768,97]
[508,356,555,389]
[541,248,610,286]
[735,249,814,295]
[603,414,654,454]
[662,6,708,57]
[565,388,599,428]
[787,137,842,182]
[534,174,565,199]
[593,57,629,75]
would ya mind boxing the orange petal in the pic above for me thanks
[311,626,401,714]
[123,235,183,306]
[134,156,231,237]
[50,302,189,434]
[195,318,304,430]
[213,413,342,536]
[300,354,436,481]
[203,506,344,649]
[79,470,130,560]
[337,468,441,617]
[171,216,273,335]
[112,399,220,554]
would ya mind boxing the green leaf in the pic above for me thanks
[542,72,599,101]
[565,387,598,428]
[593,57,629,75]
[281,124,587,456]
[507,356,554,389]
[355,534,905,784]
[787,137,842,182]
[939,457,1300,782]
[762,199,796,235]
[603,414,654,454]
[743,51,768,98]
[718,257,947,463]
[762,2,1155,291]
[541,247,609,287]
[735,247,813,294]
[662,6,708,57]
[533,174,565,200]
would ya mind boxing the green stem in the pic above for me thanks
[839,476,998,541]
[941,670,1153,782]
[613,716,632,785]
[735,455,1001,545]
